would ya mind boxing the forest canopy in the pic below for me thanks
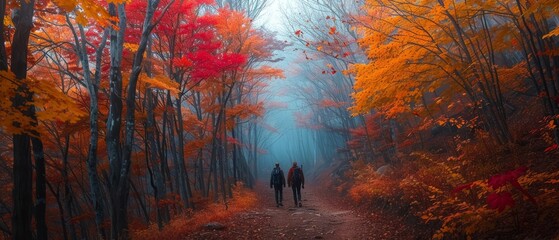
[1,0,559,239]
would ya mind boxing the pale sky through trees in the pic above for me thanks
[3,0,559,238]
[256,0,317,170]
[258,0,288,31]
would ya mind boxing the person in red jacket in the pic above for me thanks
[287,162,305,207]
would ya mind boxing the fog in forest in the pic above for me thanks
[2,0,559,238]
[255,0,347,177]
[259,52,319,175]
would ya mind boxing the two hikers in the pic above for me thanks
[270,162,286,207]
[287,162,305,207]
[270,161,305,207]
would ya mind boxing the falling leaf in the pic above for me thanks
[329,26,337,35]
[545,144,558,153]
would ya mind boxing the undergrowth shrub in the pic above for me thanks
[131,182,257,239]
[424,168,559,239]
[347,160,399,205]
[345,140,559,239]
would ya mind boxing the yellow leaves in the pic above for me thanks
[354,0,509,118]
[124,43,140,53]
[52,0,77,11]
[547,120,556,130]
[75,12,88,25]
[29,76,87,125]
[50,0,112,27]
[139,73,180,94]
[0,71,31,134]
[3,15,13,27]
[0,70,86,135]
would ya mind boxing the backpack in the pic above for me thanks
[292,167,302,185]
[272,168,281,185]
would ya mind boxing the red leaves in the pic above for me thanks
[322,66,337,75]
[510,38,518,47]
[173,57,192,68]
[486,166,536,207]
[295,30,302,37]
[452,167,536,213]
[487,192,515,213]
[488,166,527,190]
[544,144,558,153]
[328,26,337,35]
[217,53,247,71]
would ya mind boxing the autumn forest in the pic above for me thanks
[1,0,559,239]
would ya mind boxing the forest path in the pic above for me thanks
[188,181,382,239]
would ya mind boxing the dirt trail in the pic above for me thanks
[188,182,377,239]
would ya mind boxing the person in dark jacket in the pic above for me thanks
[287,161,305,207]
[270,162,286,207]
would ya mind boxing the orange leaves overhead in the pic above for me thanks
[319,99,347,109]
[0,70,86,135]
[248,66,285,81]
[31,78,86,124]
[0,71,32,134]
[51,0,77,12]
[138,73,180,94]
[49,0,113,27]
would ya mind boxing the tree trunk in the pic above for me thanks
[145,89,169,228]
[75,24,107,239]
[107,3,126,239]
[62,135,78,240]
[10,1,36,239]
[174,96,192,209]
[111,0,164,233]
[47,183,69,240]
[0,0,7,70]
[32,136,47,240]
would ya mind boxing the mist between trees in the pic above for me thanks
[1,0,559,239]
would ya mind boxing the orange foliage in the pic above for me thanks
[344,141,559,239]
[131,182,257,239]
